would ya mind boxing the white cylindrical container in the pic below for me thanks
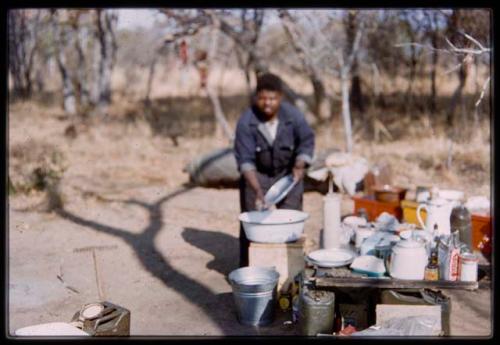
[459,253,478,282]
[355,226,374,249]
[322,192,342,248]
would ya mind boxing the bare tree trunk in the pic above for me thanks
[401,11,420,117]
[234,46,252,95]
[311,76,332,121]
[430,49,438,114]
[144,55,158,104]
[405,46,417,115]
[8,10,41,99]
[205,13,234,143]
[279,9,331,121]
[93,9,117,116]
[51,13,77,116]
[447,61,469,128]
[429,14,439,114]
[73,23,90,109]
[371,63,382,106]
[345,11,364,114]
[341,71,353,153]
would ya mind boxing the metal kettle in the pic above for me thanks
[384,238,428,280]
[417,197,457,236]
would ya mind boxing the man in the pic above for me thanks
[234,73,315,267]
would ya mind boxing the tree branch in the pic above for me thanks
[346,21,364,70]
[475,76,491,108]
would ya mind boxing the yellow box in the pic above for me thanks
[401,200,426,227]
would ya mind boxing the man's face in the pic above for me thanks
[255,90,282,119]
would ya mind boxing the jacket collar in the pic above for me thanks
[250,103,292,147]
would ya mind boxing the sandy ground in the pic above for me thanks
[8,184,492,337]
[7,101,492,338]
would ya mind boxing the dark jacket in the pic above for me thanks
[234,101,315,177]
[234,100,315,212]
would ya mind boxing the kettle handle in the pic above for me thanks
[416,204,427,230]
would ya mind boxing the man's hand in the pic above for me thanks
[243,169,267,211]
[255,190,266,211]
[292,159,306,182]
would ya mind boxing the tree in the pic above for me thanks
[8,10,42,99]
[160,9,318,125]
[278,9,332,121]
[47,9,118,117]
[445,9,490,131]
[50,10,77,115]
[91,9,118,116]
[344,10,365,114]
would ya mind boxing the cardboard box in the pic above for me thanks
[249,236,305,293]
[339,304,369,330]
[352,195,402,222]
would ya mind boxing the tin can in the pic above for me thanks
[279,293,291,311]
[459,253,478,282]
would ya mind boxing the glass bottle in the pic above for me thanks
[424,250,439,281]
[450,204,472,251]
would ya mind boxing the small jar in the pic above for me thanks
[459,253,478,282]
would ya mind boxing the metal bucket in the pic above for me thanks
[228,266,280,326]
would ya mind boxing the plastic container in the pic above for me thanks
[322,192,342,248]
[228,266,280,326]
[298,286,335,336]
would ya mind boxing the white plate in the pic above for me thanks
[306,248,355,267]
[264,175,298,207]
[305,256,353,268]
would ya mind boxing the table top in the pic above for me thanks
[303,267,479,291]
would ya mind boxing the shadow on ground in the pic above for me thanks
[55,184,293,336]
[182,227,239,277]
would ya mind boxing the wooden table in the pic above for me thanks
[303,267,479,291]
[301,266,480,336]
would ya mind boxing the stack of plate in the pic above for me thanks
[305,248,356,268]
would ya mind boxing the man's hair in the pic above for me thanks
[256,73,283,93]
